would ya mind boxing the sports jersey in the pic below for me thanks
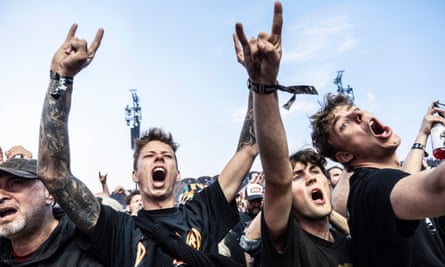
[82,181,239,267]
[348,168,445,267]
[260,212,352,267]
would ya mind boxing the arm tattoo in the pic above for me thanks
[39,80,100,231]
[237,92,257,151]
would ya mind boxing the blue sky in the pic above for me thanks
[0,1,444,193]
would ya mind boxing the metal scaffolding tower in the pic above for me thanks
[125,89,142,150]
[333,70,355,102]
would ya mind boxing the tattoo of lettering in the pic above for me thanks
[237,92,256,151]
[39,81,100,231]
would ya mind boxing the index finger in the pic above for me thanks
[235,23,249,48]
[65,23,78,43]
[271,2,283,37]
[232,33,245,64]
[88,28,105,55]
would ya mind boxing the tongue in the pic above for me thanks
[153,180,165,188]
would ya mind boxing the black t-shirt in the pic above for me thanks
[348,168,421,267]
[84,181,239,267]
[411,217,445,266]
[260,212,352,267]
[0,209,103,267]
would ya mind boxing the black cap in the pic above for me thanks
[0,158,38,179]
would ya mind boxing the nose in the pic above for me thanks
[305,176,317,186]
[0,189,11,203]
[154,154,165,162]
[352,109,363,123]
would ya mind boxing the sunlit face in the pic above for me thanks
[128,194,143,215]
[0,175,48,239]
[132,141,180,205]
[328,105,400,164]
[291,162,332,220]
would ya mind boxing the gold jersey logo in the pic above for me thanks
[185,228,202,250]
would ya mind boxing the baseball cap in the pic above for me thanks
[246,183,263,201]
[0,158,38,179]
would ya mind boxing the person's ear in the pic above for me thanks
[335,151,354,164]
[132,170,139,183]
[176,170,181,182]
[45,191,55,206]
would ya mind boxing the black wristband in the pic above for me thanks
[50,70,73,84]
[411,143,425,150]
[247,79,278,94]
[49,70,73,100]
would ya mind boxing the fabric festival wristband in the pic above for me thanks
[247,78,318,109]
[247,79,278,94]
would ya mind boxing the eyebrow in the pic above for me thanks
[331,115,341,131]
[331,105,356,131]
[144,150,172,155]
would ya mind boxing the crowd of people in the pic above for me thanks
[0,1,444,266]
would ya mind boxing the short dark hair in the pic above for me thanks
[289,148,327,176]
[126,190,141,205]
[133,127,179,170]
[309,93,353,162]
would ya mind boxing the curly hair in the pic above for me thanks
[289,148,328,177]
[133,127,179,170]
[309,93,353,162]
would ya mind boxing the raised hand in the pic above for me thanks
[98,171,108,185]
[234,2,283,85]
[51,23,104,77]
[5,145,33,159]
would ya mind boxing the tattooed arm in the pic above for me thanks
[37,24,104,232]
[217,90,259,202]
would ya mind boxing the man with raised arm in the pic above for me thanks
[234,2,352,266]
[38,23,257,267]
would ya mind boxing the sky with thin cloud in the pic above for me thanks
[0,0,444,192]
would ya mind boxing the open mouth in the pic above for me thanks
[370,119,384,134]
[369,119,391,138]
[0,208,17,218]
[311,189,324,202]
[152,167,166,181]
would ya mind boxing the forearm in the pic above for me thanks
[240,211,262,259]
[38,77,100,231]
[102,183,110,196]
[245,211,261,240]
[219,91,258,201]
[331,171,351,217]
[402,133,428,173]
[329,210,350,235]
[254,92,291,183]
